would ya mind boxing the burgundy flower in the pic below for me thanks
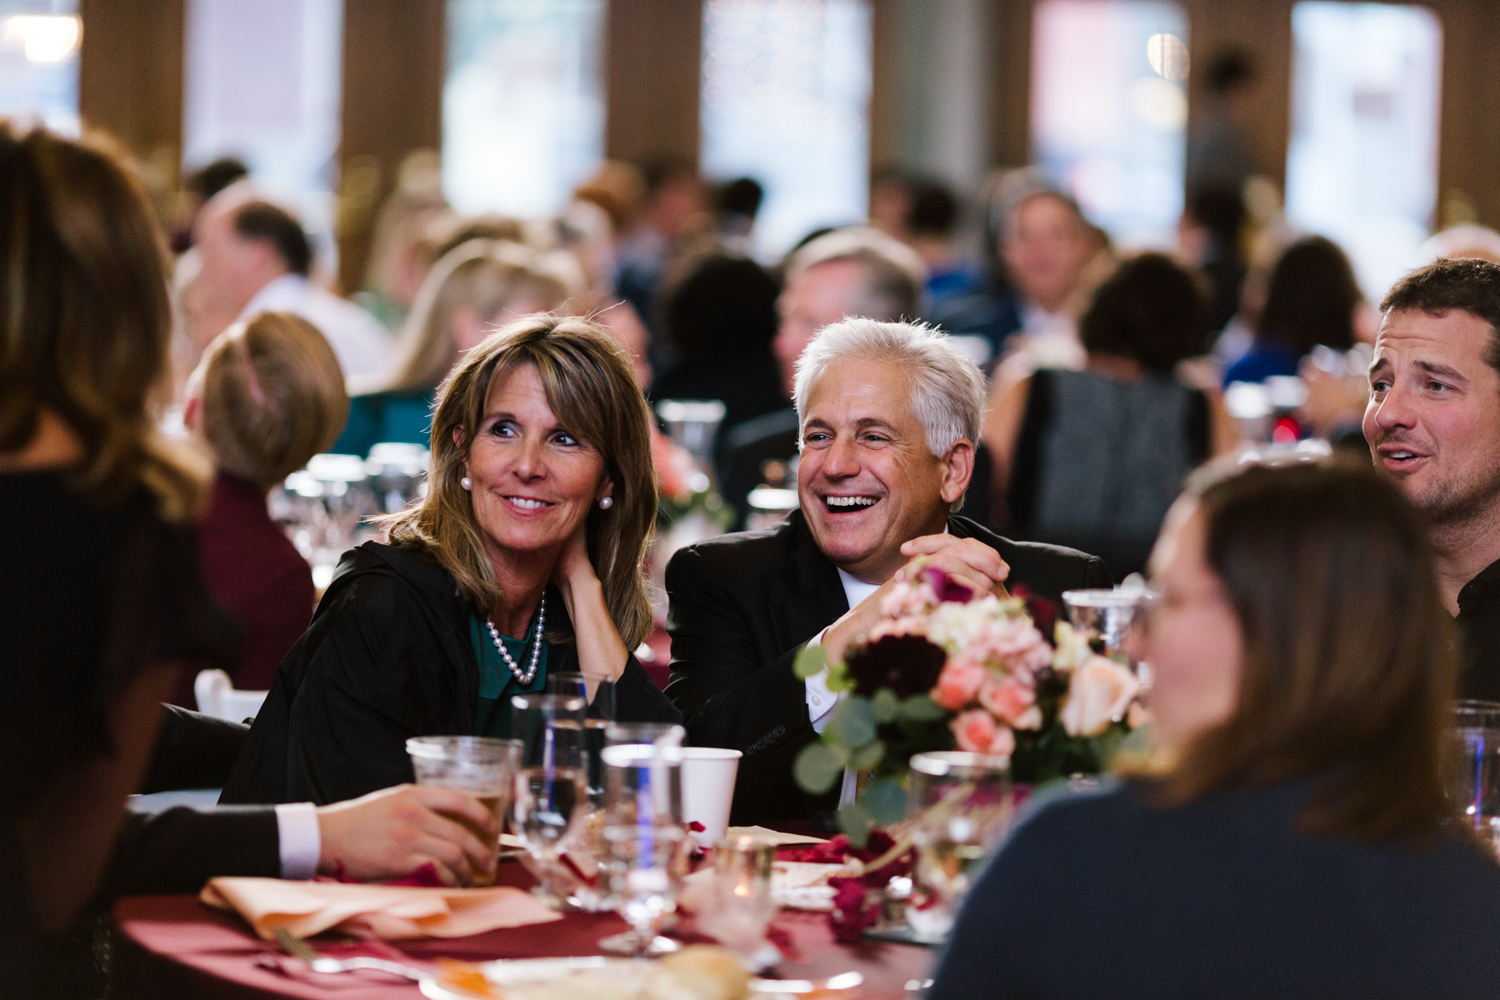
[920,566,974,604]
[827,876,880,943]
[846,633,947,699]
[1011,584,1058,643]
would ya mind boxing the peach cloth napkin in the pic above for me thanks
[200,877,563,941]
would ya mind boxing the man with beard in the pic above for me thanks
[1364,258,1500,695]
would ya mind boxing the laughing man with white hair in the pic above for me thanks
[664,319,1111,825]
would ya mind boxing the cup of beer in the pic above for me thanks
[406,735,523,886]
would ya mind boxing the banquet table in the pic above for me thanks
[111,857,936,1000]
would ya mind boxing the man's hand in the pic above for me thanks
[315,784,498,886]
[822,535,1010,663]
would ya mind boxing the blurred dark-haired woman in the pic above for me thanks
[928,458,1500,999]
[1222,234,1363,385]
[983,253,1237,577]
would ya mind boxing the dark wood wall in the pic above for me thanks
[70,0,1500,272]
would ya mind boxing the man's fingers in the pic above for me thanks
[900,535,1009,583]
[410,806,496,878]
[900,534,956,556]
[407,786,497,837]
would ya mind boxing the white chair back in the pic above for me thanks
[193,669,269,723]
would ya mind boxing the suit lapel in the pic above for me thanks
[768,512,849,654]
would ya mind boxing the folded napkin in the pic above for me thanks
[201,877,563,941]
[723,826,827,847]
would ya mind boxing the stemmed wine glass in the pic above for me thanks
[598,722,687,957]
[510,694,590,905]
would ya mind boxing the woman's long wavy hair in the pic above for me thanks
[0,121,208,520]
[1154,459,1456,841]
[385,315,657,647]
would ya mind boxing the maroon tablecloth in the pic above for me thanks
[112,861,935,999]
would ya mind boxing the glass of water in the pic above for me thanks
[1451,700,1500,855]
[598,722,687,957]
[510,695,590,905]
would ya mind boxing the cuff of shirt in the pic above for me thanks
[804,629,840,734]
[275,802,321,880]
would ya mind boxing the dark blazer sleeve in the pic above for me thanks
[139,705,249,794]
[665,546,834,824]
[104,806,280,897]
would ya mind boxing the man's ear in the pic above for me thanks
[182,395,203,433]
[939,439,975,506]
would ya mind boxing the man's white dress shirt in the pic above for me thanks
[241,274,392,381]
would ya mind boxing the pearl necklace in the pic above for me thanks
[486,594,546,686]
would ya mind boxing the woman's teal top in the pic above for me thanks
[469,614,550,739]
[331,388,438,458]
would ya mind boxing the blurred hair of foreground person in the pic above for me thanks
[177,311,350,702]
[929,460,1500,1000]
[222,317,681,807]
[0,122,238,994]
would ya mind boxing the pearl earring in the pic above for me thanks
[599,496,613,509]
[460,477,473,490]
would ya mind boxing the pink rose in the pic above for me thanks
[967,619,1053,675]
[986,722,1016,757]
[1059,656,1141,738]
[952,709,997,753]
[978,676,1043,730]
[932,659,987,710]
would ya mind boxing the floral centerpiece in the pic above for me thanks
[792,563,1145,839]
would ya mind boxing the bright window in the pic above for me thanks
[443,0,605,218]
[182,0,344,228]
[1030,0,1189,248]
[0,1,80,134]
[699,0,872,260]
[1285,2,1441,300]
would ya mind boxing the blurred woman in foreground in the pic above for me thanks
[929,459,1500,998]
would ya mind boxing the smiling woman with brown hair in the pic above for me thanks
[223,316,679,806]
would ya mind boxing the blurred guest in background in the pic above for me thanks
[1222,235,1362,386]
[1186,46,1262,194]
[867,167,914,243]
[355,149,450,331]
[191,188,392,380]
[1364,258,1500,701]
[720,227,925,529]
[177,311,350,704]
[334,240,570,457]
[170,155,247,253]
[942,171,1107,369]
[985,253,1236,576]
[1178,184,1248,336]
[716,176,764,254]
[1415,223,1500,266]
[615,157,706,350]
[222,318,679,806]
[905,178,984,317]
[651,253,787,437]
[930,459,1500,998]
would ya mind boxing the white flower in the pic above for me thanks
[1059,655,1140,738]
[1051,621,1093,672]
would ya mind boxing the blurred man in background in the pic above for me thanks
[191,188,391,380]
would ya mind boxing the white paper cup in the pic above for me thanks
[680,747,742,847]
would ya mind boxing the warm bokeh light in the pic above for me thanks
[1146,32,1188,81]
[3,14,81,64]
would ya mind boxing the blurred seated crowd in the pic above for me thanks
[7,95,1500,998]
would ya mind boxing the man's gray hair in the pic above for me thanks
[785,227,927,322]
[793,318,986,459]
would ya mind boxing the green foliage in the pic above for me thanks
[793,642,828,680]
[849,738,886,771]
[838,802,874,848]
[829,696,876,748]
[793,740,844,794]
[870,688,901,724]
[862,777,908,826]
[898,693,947,722]
[1009,720,1103,784]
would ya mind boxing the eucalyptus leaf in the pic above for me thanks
[871,688,900,724]
[793,740,844,793]
[849,738,886,771]
[838,802,874,848]
[899,693,947,722]
[831,696,877,747]
[793,642,828,680]
[862,777,908,826]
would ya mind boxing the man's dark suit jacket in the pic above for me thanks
[664,510,1112,824]
[108,705,280,897]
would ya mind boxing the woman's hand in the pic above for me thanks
[552,519,630,685]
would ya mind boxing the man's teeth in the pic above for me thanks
[508,497,550,510]
[826,496,878,508]
[1391,452,1416,460]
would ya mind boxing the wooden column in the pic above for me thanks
[336,0,447,294]
[77,0,186,201]
[986,0,1033,170]
[603,0,702,168]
